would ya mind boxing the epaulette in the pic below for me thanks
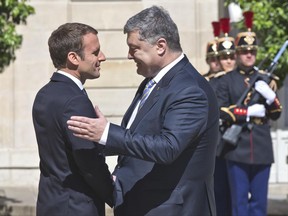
[203,73,215,81]
[258,69,279,80]
[258,69,267,75]
[271,74,280,81]
[258,70,280,88]
[214,71,226,78]
[207,73,215,79]
[202,72,210,78]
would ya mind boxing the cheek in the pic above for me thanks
[138,52,152,64]
[90,56,99,65]
[239,56,245,62]
[220,60,227,65]
[83,55,94,63]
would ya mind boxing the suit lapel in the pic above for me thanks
[121,93,141,127]
[118,56,189,164]
[129,84,160,130]
[121,78,148,128]
[129,56,189,130]
[118,79,148,164]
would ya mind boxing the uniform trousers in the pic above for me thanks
[226,161,271,216]
[214,157,231,216]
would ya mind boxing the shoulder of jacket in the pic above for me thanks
[214,71,227,78]
[257,69,280,81]
[258,69,268,75]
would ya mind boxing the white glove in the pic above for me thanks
[247,104,266,122]
[255,80,276,105]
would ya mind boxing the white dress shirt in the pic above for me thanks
[99,53,185,145]
[57,70,84,90]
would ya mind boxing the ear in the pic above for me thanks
[67,52,80,66]
[156,38,167,55]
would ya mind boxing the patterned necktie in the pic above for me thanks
[138,79,155,110]
[82,88,87,95]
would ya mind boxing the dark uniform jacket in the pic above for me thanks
[207,71,227,156]
[209,71,227,92]
[217,67,282,164]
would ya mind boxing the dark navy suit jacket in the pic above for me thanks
[32,73,114,216]
[105,56,219,216]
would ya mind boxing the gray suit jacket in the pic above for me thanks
[32,73,114,216]
[105,56,219,216]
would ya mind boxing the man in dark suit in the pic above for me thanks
[67,6,218,216]
[32,23,114,216]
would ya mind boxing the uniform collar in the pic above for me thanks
[238,67,255,75]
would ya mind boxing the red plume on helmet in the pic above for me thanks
[243,11,253,31]
[211,21,220,39]
[206,21,220,58]
[217,17,235,56]
[235,11,257,51]
[220,18,230,36]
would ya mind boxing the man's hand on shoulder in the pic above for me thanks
[67,105,107,142]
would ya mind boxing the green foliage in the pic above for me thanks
[225,0,288,87]
[0,0,35,73]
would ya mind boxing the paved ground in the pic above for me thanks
[0,183,287,216]
[267,183,288,216]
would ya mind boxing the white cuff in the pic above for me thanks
[246,115,250,122]
[98,122,110,145]
[266,97,275,106]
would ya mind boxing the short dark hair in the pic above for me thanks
[48,22,98,69]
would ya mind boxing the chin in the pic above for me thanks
[91,74,100,79]
[136,69,142,75]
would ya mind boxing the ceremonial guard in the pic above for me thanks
[212,17,235,216]
[217,18,236,73]
[210,18,236,97]
[203,21,222,81]
[217,11,282,216]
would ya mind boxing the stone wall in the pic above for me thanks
[0,0,221,187]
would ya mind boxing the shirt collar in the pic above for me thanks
[152,53,184,84]
[56,70,84,90]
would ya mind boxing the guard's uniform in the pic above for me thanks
[212,18,235,216]
[208,69,232,216]
[203,71,216,81]
[218,68,281,164]
[209,71,226,102]
[217,11,282,216]
[203,21,221,82]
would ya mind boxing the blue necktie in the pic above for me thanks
[82,88,87,95]
[138,79,155,110]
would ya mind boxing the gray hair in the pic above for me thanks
[124,6,182,52]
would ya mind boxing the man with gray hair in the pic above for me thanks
[67,6,218,216]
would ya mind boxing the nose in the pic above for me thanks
[99,51,106,62]
[127,49,134,60]
[128,53,134,59]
